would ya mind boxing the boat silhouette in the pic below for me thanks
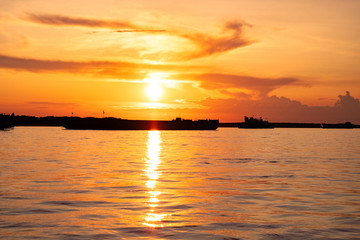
[0,114,15,130]
[63,117,219,130]
[238,116,274,129]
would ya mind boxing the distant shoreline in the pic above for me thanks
[1,115,359,129]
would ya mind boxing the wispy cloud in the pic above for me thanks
[23,13,253,59]
[0,54,304,96]
[143,20,254,60]
[180,20,253,58]
[0,54,191,79]
[172,73,304,97]
[24,13,166,33]
[27,101,78,106]
[114,30,167,33]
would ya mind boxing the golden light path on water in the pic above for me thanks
[143,131,167,228]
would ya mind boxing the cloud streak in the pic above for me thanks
[181,20,253,58]
[24,13,166,33]
[23,14,253,59]
[27,101,78,106]
[143,20,254,60]
[0,54,182,79]
[0,54,304,97]
[0,54,187,81]
[172,73,303,96]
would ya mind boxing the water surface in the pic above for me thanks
[1,127,360,239]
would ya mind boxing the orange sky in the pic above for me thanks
[1,0,360,123]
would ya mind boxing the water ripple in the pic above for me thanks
[1,127,359,239]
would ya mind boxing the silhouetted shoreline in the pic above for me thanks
[220,116,358,128]
[1,115,219,130]
[1,114,359,130]
[63,117,219,130]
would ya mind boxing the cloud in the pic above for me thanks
[219,90,251,99]
[27,101,78,106]
[335,91,360,109]
[0,54,304,98]
[24,13,166,33]
[0,54,308,99]
[0,54,187,79]
[0,54,137,79]
[25,13,132,28]
[180,20,253,59]
[144,20,254,60]
[198,92,360,123]
[23,14,253,59]
[172,73,303,97]
[114,30,166,33]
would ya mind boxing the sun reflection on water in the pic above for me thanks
[143,131,166,228]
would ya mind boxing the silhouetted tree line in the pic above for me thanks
[1,114,70,129]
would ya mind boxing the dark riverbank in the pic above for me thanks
[2,115,219,130]
[1,115,359,129]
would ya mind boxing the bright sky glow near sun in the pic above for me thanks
[146,73,164,101]
[0,0,360,123]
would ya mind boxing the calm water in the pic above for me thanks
[1,127,360,240]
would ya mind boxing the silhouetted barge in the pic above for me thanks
[238,116,274,129]
[0,114,15,130]
[63,117,219,130]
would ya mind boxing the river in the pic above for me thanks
[1,127,359,239]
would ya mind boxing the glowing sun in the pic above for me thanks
[146,79,163,101]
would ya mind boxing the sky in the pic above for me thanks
[1,0,360,123]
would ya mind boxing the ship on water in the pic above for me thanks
[63,117,219,130]
[0,113,14,130]
[238,116,274,129]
